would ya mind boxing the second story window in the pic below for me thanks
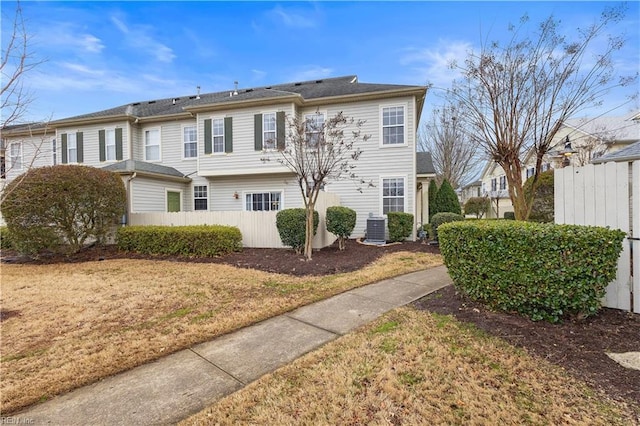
[526,167,535,179]
[68,133,78,163]
[10,142,22,170]
[183,126,197,158]
[263,113,276,149]
[305,112,324,148]
[106,129,116,161]
[499,176,507,190]
[145,129,160,161]
[491,178,497,192]
[382,106,405,145]
[212,119,224,153]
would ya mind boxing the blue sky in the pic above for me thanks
[2,1,639,123]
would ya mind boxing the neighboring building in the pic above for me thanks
[458,179,482,206]
[479,111,640,218]
[0,76,428,241]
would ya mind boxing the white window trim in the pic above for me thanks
[211,117,226,154]
[242,189,284,212]
[165,189,182,212]
[182,124,198,160]
[144,127,162,162]
[262,112,277,150]
[379,103,408,148]
[10,142,23,170]
[193,184,208,211]
[67,132,78,164]
[379,175,408,216]
[105,127,117,162]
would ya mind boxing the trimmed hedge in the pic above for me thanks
[326,206,356,250]
[430,212,464,241]
[116,225,242,257]
[438,220,625,322]
[276,208,319,253]
[387,212,414,242]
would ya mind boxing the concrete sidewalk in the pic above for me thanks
[17,265,452,425]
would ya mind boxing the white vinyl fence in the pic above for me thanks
[555,161,639,312]
[129,192,340,249]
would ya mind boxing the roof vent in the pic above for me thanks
[148,100,156,104]
[294,82,302,86]
[196,85,201,100]
[315,80,323,83]
[233,81,238,95]
[265,86,272,89]
[189,96,196,99]
[132,102,140,106]
[245,88,253,93]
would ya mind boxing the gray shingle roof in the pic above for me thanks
[54,76,426,123]
[416,152,436,174]
[102,160,189,180]
[592,141,640,163]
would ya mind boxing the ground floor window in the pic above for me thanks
[382,177,405,214]
[193,185,208,211]
[245,191,281,211]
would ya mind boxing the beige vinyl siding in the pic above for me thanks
[3,132,56,181]
[197,103,295,176]
[141,119,198,174]
[300,96,417,237]
[208,173,302,211]
[56,121,130,166]
[130,177,187,212]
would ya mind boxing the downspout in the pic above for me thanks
[125,172,137,225]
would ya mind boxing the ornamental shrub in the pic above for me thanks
[438,220,625,322]
[276,208,319,254]
[1,165,126,256]
[0,226,14,249]
[430,212,464,241]
[326,206,356,250]
[524,169,554,223]
[387,212,414,242]
[117,225,242,256]
[427,179,439,222]
[464,197,490,218]
[432,179,461,217]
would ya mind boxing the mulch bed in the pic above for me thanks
[3,240,639,413]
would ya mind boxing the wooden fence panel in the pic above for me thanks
[129,192,340,249]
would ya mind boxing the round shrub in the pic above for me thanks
[326,206,356,250]
[387,211,414,242]
[0,226,14,249]
[276,208,319,254]
[524,169,554,223]
[431,212,464,241]
[438,220,625,322]
[1,165,126,256]
[464,197,490,218]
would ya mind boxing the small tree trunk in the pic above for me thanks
[304,201,314,260]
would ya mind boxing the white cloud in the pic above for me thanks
[268,5,318,29]
[34,22,104,54]
[110,14,176,63]
[251,69,267,81]
[401,40,473,88]
[289,66,333,82]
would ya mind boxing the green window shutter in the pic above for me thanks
[204,119,212,154]
[167,191,181,212]
[276,111,285,150]
[76,132,84,163]
[61,133,68,164]
[254,114,262,150]
[115,128,123,160]
[99,130,106,162]
[224,117,233,153]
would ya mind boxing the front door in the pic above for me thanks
[167,191,181,212]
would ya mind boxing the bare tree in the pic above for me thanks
[418,104,482,189]
[1,0,42,128]
[446,6,636,220]
[262,111,371,260]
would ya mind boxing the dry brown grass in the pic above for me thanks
[182,308,635,426]
[0,251,441,414]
